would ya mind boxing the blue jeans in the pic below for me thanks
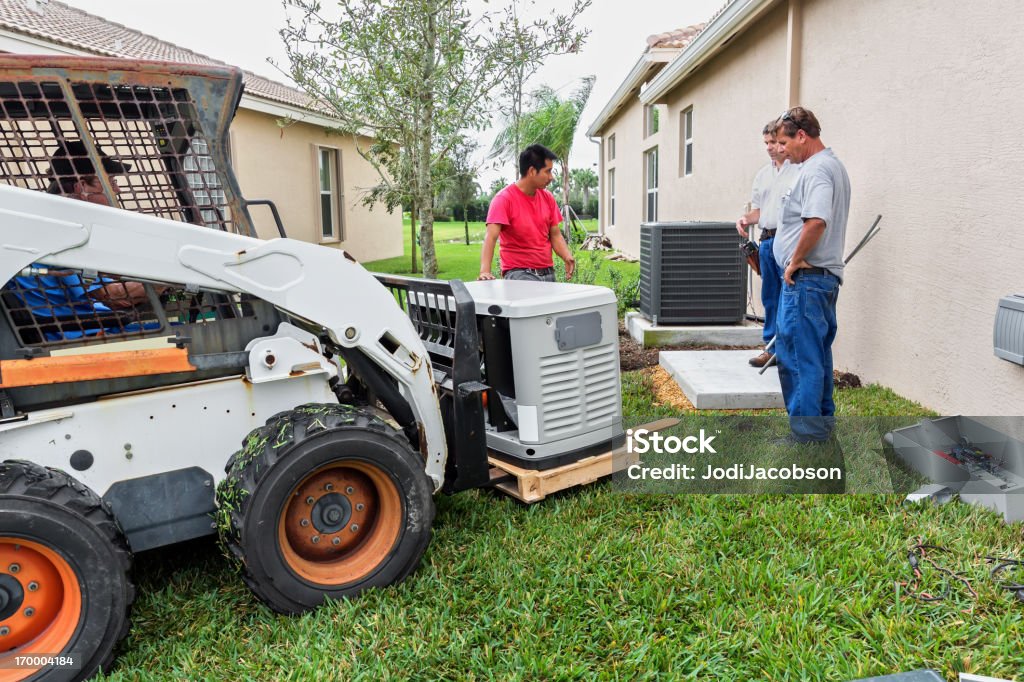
[759,237,782,343]
[775,271,839,442]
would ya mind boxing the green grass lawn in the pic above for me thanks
[102,375,1024,680]
[97,248,1024,680]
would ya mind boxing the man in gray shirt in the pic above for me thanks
[772,107,851,444]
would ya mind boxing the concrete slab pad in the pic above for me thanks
[626,311,764,348]
[659,350,785,410]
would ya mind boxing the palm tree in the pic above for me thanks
[492,76,595,207]
[570,168,598,205]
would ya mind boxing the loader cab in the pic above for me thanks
[0,57,283,410]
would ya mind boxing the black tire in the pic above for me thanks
[0,461,134,682]
[216,404,435,614]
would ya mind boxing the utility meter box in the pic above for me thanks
[994,294,1024,365]
[463,280,624,469]
[884,416,1024,523]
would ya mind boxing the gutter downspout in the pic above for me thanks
[590,136,603,236]
[785,0,802,107]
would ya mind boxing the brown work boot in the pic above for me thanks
[748,351,774,368]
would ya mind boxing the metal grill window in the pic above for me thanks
[0,79,236,232]
[2,266,260,349]
[0,81,77,191]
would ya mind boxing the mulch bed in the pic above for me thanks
[617,322,761,372]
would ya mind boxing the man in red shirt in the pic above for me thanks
[479,144,575,282]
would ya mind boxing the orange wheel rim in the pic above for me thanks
[277,460,402,585]
[0,538,82,682]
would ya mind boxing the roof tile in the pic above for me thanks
[0,0,328,114]
[646,23,706,50]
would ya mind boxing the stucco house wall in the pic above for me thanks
[230,108,402,261]
[599,102,650,258]
[659,3,788,225]
[792,0,1024,414]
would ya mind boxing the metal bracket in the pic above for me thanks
[0,390,26,424]
[904,483,954,507]
[14,347,46,360]
[456,380,489,400]
[167,334,192,349]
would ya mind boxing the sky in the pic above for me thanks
[60,0,724,187]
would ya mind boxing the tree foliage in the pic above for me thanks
[281,0,590,278]
[436,138,480,244]
[570,167,598,204]
[491,76,595,206]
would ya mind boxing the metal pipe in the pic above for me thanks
[843,214,882,264]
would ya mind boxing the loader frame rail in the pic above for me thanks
[373,274,489,492]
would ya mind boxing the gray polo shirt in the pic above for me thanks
[773,148,851,282]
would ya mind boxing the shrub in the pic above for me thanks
[451,198,489,222]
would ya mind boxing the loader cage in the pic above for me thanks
[0,57,286,410]
[373,274,490,493]
[0,55,253,236]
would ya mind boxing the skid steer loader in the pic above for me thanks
[0,56,623,680]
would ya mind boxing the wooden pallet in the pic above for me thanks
[487,418,679,503]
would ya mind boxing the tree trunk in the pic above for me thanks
[417,8,439,279]
[410,199,418,274]
[463,201,469,245]
[561,158,571,207]
[419,197,437,278]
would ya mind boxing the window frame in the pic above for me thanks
[607,134,616,162]
[644,146,658,223]
[681,107,694,177]
[644,104,660,138]
[315,144,344,242]
[608,168,616,227]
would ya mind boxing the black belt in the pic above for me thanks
[504,267,553,275]
[793,266,836,278]
[759,229,776,241]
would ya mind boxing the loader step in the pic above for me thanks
[487,418,679,503]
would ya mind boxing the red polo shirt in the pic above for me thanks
[486,184,563,272]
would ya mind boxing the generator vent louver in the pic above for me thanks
[539,342,618,438]
[639,222,747,324]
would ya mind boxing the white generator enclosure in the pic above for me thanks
[464,280,624,469]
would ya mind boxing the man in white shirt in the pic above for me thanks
[736,121,800,367]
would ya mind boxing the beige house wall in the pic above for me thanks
[794,0,1024,415]
[599,101,653,257]
[659,3,789,226]
[597,0,1024,414]
[229,108,403,262]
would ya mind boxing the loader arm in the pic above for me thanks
[0,184,449,489]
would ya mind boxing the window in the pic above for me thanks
[644,147,658,222]
[608,168,616,226]
[183,137,226,227]
[681,107,694,176]
[316,146,343,240]
[644,105,660,137]
[607,134,616,161]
